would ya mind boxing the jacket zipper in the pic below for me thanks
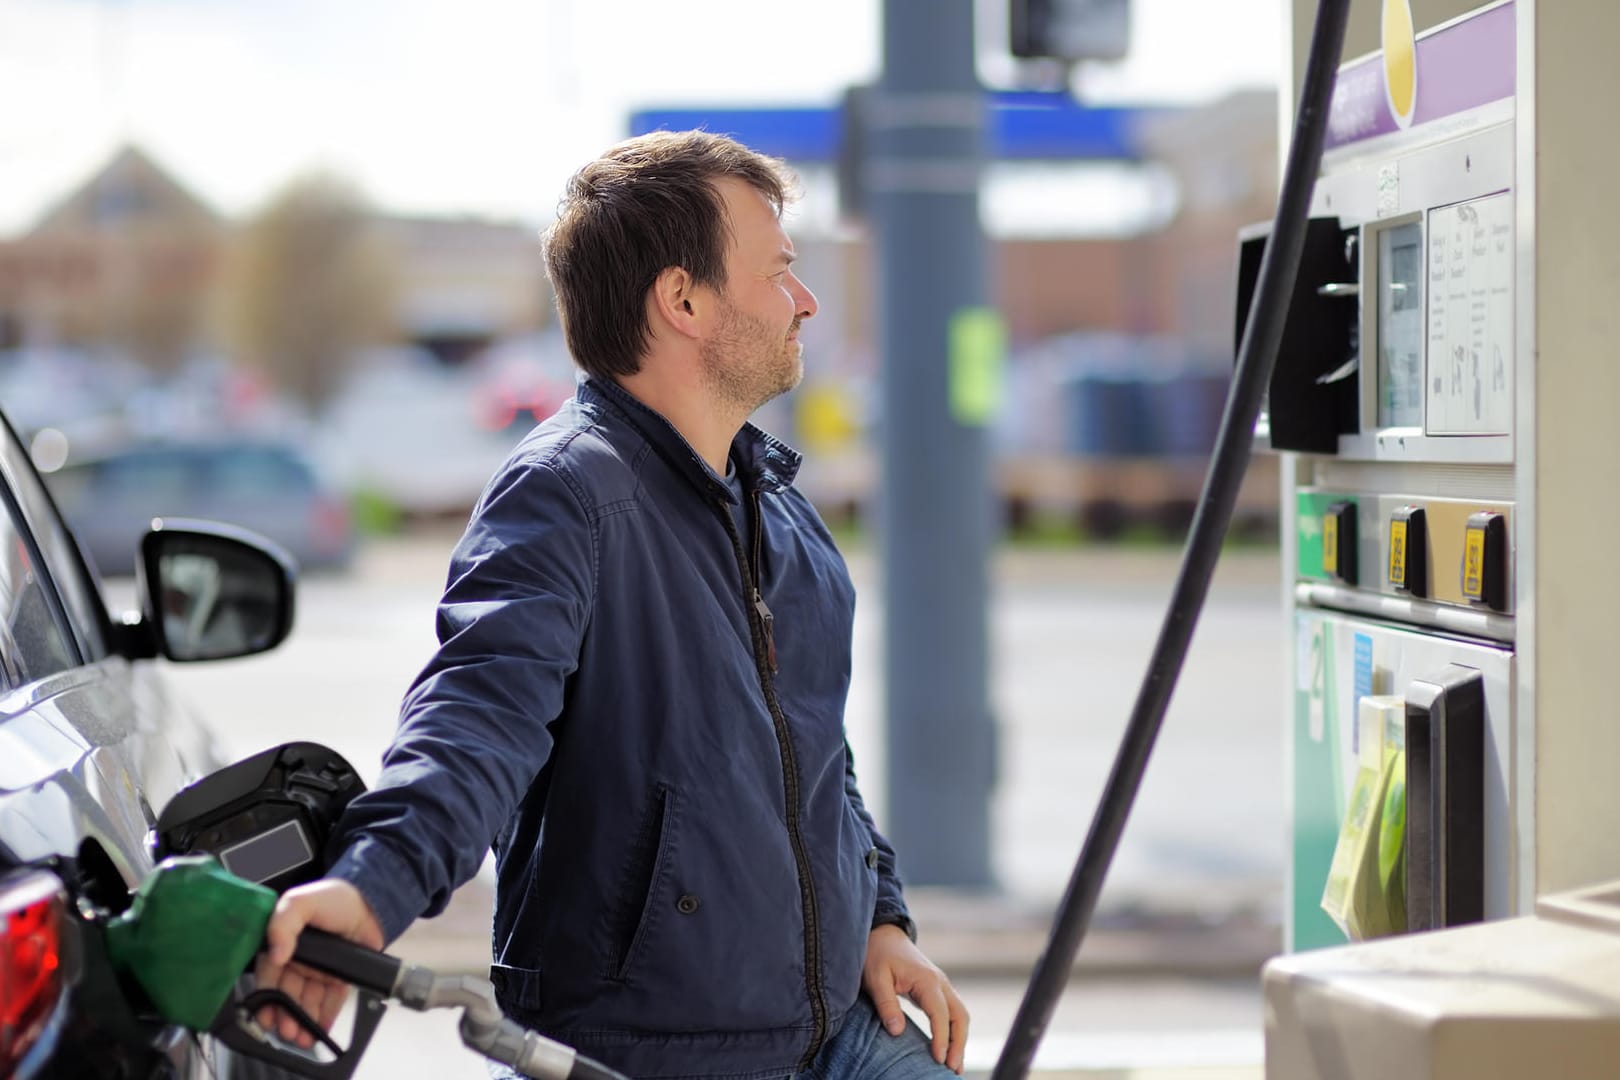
[751,491,778,673]
[722,487,826,1069]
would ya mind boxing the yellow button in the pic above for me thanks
[1323,514,1339,575]
[1389,506,1428,597]
[1389,519,1408,588]
[1462,511,1508,610]
[1462,526,1485,600]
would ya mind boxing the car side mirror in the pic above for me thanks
[126,519,297,662]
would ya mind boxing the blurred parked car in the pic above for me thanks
[468,330,579,438]
[40,439,355,577]
[313,345,518,518]
[0,403,302,1078]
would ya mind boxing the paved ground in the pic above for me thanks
[156,528,1286,1078]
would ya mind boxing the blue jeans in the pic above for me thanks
[792,993,956,1080]
[486,994,954,1080]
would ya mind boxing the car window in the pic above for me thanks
[210,449,315,495]
[0,492,79,685]
[0,416,109,662]
[96,450,196,503]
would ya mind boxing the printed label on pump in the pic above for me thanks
[1426,193,1514,435]
[1324,514,1340,575]
[1462,525,1486,599]
[1389,518,1408,587]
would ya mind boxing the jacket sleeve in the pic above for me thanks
[843,741,916,942]
[326,455,595,943]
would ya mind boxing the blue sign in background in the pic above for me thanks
[629,94,1162,162]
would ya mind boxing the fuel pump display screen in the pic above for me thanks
[1377,221,1425,428]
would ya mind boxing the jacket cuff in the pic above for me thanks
[327,836,430,946]
[872,903,918,944]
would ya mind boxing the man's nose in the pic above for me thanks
[790,273,819,320]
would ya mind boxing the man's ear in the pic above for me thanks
[650,266,703,340]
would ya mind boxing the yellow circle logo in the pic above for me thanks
[1382,0,1418,128]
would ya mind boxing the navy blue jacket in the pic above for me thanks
[328,376,911,1079]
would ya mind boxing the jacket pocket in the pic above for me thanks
[489,962,545,1017]
[605,783,676,981]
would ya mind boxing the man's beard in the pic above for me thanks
[699,297,803,414]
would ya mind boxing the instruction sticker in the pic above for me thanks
[1426,193,1514,435]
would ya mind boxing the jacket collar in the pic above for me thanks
[578,376,802,504]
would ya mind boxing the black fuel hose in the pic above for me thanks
[989,2,1352,1077]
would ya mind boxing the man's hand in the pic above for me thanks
[253,878,385,1049]
[862,923,969,1074]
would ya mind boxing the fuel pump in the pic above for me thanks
[1260,1,1620,1076]
[1251,0,1524,950]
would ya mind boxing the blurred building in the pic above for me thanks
[781,90,1281,531]
[0,146,225,371]
[0,95,1272,378]
[1135,89,1280,360]
[794,90,1277,365]
[369,213,552,367]
[0,109,1279,527]
[0,146,550,371]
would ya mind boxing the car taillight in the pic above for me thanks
[0,871,67,1076]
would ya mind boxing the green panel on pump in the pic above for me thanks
[1293,613,1351,950]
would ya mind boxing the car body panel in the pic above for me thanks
[0,408,291,1079]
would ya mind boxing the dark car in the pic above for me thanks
[41,439,355,578]
[0,407,301,1079]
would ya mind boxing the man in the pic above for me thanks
[258,131,968,1079]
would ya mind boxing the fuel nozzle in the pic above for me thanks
[103,857,627,1080]
[296,926,627,1080]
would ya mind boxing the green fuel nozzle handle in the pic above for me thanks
[104,857,629,1080]
[101,856,388,1079]
[104,855,278,1030]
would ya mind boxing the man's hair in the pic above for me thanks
[543,131,795,380]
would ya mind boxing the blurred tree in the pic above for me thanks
[223,172,398,410]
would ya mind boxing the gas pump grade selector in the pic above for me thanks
[1323,501,1358,586]
[1389,506,1428,598]
[1461,512,1508,611]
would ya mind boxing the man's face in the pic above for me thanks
[697,177,818,413]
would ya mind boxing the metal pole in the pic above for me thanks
[874,0,994,887]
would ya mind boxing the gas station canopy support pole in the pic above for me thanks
[874,0,996,888]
